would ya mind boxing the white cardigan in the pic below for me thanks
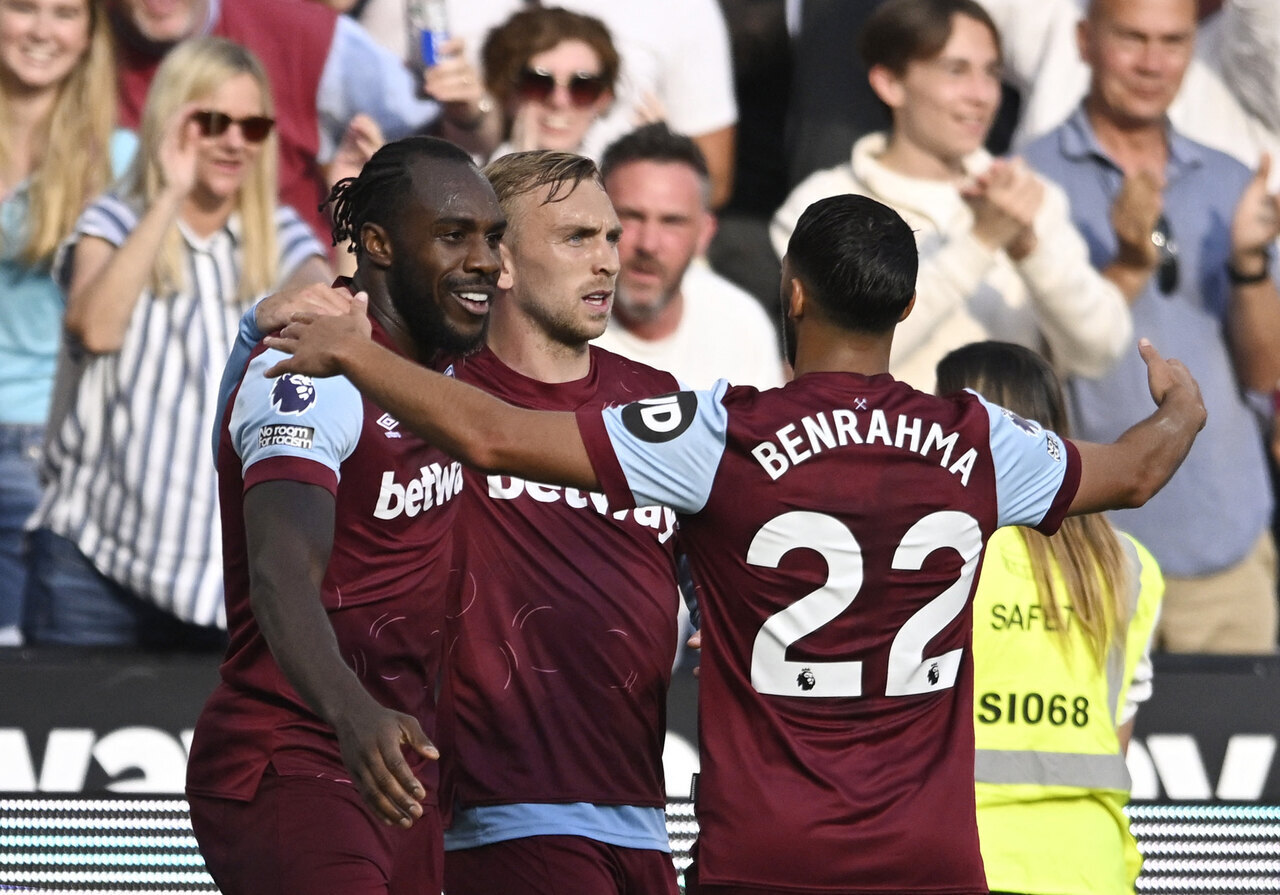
[770,132,1132,392]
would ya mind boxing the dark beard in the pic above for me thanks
[402,296,486,359]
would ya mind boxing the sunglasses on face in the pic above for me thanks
[1150,213,1179,296]
[191,110,275,143]
[515,67,608,107]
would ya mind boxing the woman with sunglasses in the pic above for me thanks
[0,0,119,646]
[23,37,329,649]
[480,7,622,159]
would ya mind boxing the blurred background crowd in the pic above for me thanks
[1,0,1278,664]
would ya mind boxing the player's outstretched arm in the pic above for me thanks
[245,480,437,828]
[1069,339,1207,515]
[264,294,601,490]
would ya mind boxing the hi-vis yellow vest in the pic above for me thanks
[972,527,1163,895]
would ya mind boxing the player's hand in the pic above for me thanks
[1138,338,1206,431]
[331,695,438,828]
[1111,169,1164,269]
[328,114,384,189]
[254,283,353,334]
[264,292,373,378]
[1230,153,1280,274]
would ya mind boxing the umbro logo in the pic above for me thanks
[377,413,402,438]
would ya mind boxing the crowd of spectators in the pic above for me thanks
[1,0,1278,660]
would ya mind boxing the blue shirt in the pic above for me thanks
[0,130,136,425]
[1023,108,1272,576]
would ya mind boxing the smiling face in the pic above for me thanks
[512,38,612,153]
[383,160,507,356]
[500,177,620,346]
[871,13,1002,178]
[0,0,91,93]
[1080,0,1196,129]
[188,72,268,208]
[607,159,713,326]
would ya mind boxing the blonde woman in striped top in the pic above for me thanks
[25,37,330,648]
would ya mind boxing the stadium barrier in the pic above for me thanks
[1,649,1277,893]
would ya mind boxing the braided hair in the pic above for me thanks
[321,135,477,252]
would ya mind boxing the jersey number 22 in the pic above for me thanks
[749,510,981,698]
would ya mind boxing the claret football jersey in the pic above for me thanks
[188,318,462,804]
[577,372,1080,894]
[440,345,682,813]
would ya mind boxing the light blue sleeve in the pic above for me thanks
[974,391,1071,528]
[596,381,732,514]
[314,16,440,162]
[212,305,267,461]
[225,346,363,478]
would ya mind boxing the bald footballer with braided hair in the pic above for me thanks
[186,136,507,895]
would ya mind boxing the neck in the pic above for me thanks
[0,82,59,186]
[1084,98,1168,175]
[791,320,894,379]
[613,289,684,341]
[486,302,592,384]
[181,190,237,238]
[877,131,967,181]
[353,270,425,362]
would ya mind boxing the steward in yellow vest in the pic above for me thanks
[972,526,1162,895]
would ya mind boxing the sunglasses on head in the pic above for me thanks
[515,67,608,107]
[191,110,275,143]
[1150,214,1179,296]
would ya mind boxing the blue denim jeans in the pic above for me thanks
[23,527,226,651]
[0,423,43,641]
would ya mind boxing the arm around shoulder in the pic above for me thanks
[262,295,601,490]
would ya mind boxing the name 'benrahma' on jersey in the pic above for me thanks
[576,371,1081,895]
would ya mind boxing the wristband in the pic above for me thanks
[1227,256,1270,285]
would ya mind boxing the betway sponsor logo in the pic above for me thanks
[374,462,464,519]
[0,727,192,793]
[1129,734,1278,800]
[487,475,677,543]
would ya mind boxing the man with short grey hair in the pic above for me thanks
[1024,0,1280,653]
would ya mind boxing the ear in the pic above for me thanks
[1076,17,1092,65]
[898,293,916,323]
[497,241,515,291]
[786,273,807,320]
[695,210,718,257]
[360,222,392,270]
[866,64,905,111]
